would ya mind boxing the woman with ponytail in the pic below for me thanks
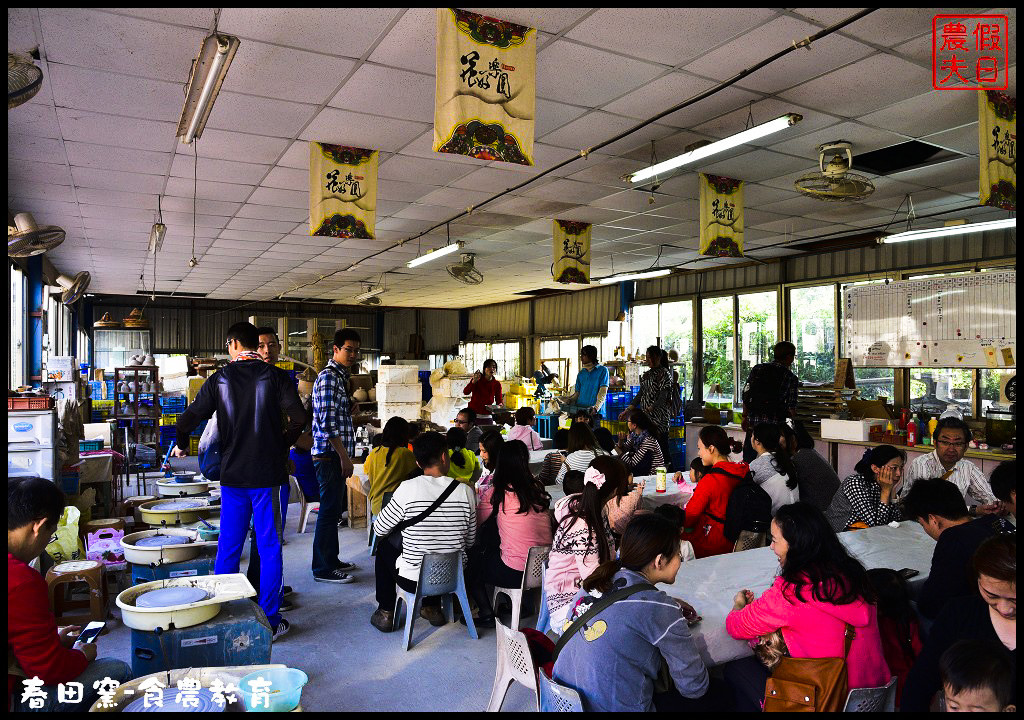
[545,464,619,632]
[553,514,730,712]
[446,426,482,486]
[824,444,904,532]
[682,425,748,558]
[748,422,799,515]
[364,417,418,515]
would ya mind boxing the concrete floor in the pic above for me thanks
[100,499,537,712]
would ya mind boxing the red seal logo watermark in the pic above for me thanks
[932,14,1009,90]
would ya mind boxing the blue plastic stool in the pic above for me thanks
[536,415,557,440]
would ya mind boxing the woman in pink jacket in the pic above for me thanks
[723,502,891,711]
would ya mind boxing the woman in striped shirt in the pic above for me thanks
[615,409,666,477]
[555,422,609,485]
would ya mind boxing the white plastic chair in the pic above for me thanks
[486,618,539,711]
[493,545,551,630]
[394,551,478,651]
[538,672,584,712]
[843,676,897,712]
[732,530,766,552]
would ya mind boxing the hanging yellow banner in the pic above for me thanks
[699,173,744,258]
[552,220,591,284]
[434,8,535,165]
[309,143,377,238]
[978,90,1016,211]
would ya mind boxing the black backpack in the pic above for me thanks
[705,467,772,543]
[741,362,786,417]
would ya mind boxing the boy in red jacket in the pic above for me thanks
[8,477,131,711]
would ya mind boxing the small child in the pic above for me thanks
[689,457,709,482]
[562,469,585,496]
[940,639,1016,712]
[507,406,544,450]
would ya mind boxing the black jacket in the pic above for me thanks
[176,360,306,488]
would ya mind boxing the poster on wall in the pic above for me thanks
[698,174,744,257]
[309,143,378,239]
[434,8,536,165]
[552,220,591,284]
[978,90,1016,210]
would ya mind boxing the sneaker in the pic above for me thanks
[337,519,348,528]
[420,605,447,627]
[334,560,358,572]
[370,608,395,633]
[272,618,291,641]
[313,569,356,584]
[279,598,295,612]
[281,585,293,598]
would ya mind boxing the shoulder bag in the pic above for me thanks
[763,623,855,712]
[384,479,461,551]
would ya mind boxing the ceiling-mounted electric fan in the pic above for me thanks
[55,271,91,305]
[446,253,484,285]
[8,212,65,256]
[794,141,875,202]
[8,50,42,109]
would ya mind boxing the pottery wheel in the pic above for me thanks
[135,586,210,608]
[122,687,224,712]
[154,499,205,511]
[134,535,191,547]
[173,472,197,483]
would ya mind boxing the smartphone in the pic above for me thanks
[898,568,920,580]
[77,621,105,644]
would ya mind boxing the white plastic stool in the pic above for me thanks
[492,544,551,630]
[486,618,539,711]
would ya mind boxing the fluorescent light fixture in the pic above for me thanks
[177,33,240,145]
[354,286,385,302]
[148,223,166,253]
[880,218,1016,243]
[629,113,803,184]
[407,241,463,268]
[598,268,672,285]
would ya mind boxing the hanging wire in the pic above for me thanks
[189,139,198,267]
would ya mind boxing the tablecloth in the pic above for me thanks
[666,522,936,667]
[548,473,694,512]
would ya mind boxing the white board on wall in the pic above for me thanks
[842,271,1016,368]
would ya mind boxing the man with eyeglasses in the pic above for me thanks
[454,408,482,454]
[896,416,1000,514]
[310,329,361,584]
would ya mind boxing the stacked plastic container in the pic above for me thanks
[377,365,423,424]
[8,409,57,480]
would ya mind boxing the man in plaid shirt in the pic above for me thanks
[740,341,799,462]
[311,328,361,584]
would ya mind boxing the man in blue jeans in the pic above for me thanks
[174,322,306,641]
[310,328,361,584]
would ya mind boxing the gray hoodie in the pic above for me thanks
[552,568,709,711]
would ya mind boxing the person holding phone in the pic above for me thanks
[463,359,503,424]
[8,477,132,711]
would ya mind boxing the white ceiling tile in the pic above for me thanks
[393,204,456,222]
[377,179,438,203]
[778,54,934,117]
[535,98,590,137]
[40,8,206,81]
[160,212,227,229]
[536,40,664,108]
[169,154,271,185]
[237,204,309,222]
[8,160,74,186]
[379,155,475,186]
[417,186,496,210]
[179,129,290,165]
[55,107,177,152]
[225,217,299,234]
[366,8,435,73]
[767,120,909,158]
[218,8,400,59]
[692,99,841,148]
[590,189,667,214]
[8,7,39,54]
[605,213,683,232]
[70,167,166,194]
[10,179,70,202]
[921,124,979,156]
[278,141,310,170]
[7,102,62,139]
[247,186,308,208]
[859,90,976,139]
[300,107,428,152]
[887,156,977,189]
[541,111,637,151]
[205,92,320,138]
[98,8,216,28]
[74,187,157,210]
[160,197,243,216]
[8,133,67,164]
[221,39,356,105]
[164,176,254,202]
[217,229,288,243]
[261,165,307,191]
[77,205,153,222]
[697,149,815,184]
[821,8,945,48]
[521,178,618,204]
[65,141,171,175]
[48,63,184,119]
[329,64,434,123]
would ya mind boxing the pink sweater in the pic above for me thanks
[726,576,891,690]
[506,424,544,450]
[478,486,553,572]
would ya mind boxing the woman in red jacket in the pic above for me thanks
[683,425,747,558]
[463,359,503,422]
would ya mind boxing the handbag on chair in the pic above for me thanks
[763,623,855,712]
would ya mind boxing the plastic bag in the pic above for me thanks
[45,506,87,563]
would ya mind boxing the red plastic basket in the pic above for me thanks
[8,396,55,410]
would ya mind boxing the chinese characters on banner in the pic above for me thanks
[977,91,1016,211]
[932,14,1009,90]
[309,143,377,239]
[552,220,591,284]
[434,8,536,165]
[698,174,744,258]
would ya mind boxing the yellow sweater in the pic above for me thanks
[364,445,418,515]
[448,448,481,486]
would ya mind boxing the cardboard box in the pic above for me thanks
[376,382,422,404]
[846,399,894,421]
[349,374,374,391]
[187,377,206,404]
[345,474,368,529]
[378,364,420,384]
[820,418,885,442]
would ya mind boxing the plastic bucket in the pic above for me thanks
[237,668,308,712]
